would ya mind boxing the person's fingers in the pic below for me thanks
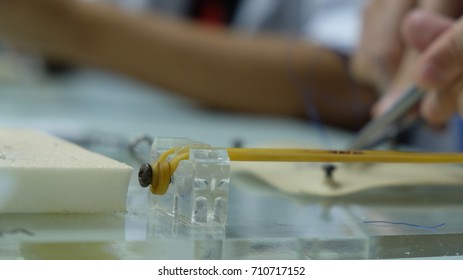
[412,17,463,125]
[351,0,417,90]
[387,10,453,122]
[420,86,459,126]
[415,18,463,90]
[402,10,453,52]
[370,1,463,124]
[407,0,463,88]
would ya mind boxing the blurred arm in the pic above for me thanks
[0,0,376,129]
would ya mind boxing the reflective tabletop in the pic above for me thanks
[1,70,462,259]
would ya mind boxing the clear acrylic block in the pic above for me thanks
[150,138,230,229]
[150,137,208,161]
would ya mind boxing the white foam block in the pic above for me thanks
[0,129,133,213]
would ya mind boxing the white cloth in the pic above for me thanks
[135,0,365,52]
[233,0,365,53]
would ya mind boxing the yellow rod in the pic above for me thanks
[148,147,463,195]
[226,148,463,163]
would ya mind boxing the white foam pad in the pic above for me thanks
[0,129,133,213]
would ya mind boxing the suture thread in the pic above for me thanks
[363,220,445,232]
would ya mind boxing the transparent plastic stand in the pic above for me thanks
[149,137,230,233]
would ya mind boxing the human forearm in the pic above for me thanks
[83,7,375,128]
[0,0,376,129]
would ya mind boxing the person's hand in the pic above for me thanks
[351,0,417,92]
[351,0,463,122]
[408,11,463,126]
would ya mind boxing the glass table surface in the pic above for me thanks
[1,71,462,260]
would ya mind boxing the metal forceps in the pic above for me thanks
[348,85,426,150]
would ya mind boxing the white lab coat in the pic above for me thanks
[134,0,365,53]
[232,0,364,53]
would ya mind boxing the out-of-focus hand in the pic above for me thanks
[351,0,417,91]
[352,0,463,124]
[408,11,463,126]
